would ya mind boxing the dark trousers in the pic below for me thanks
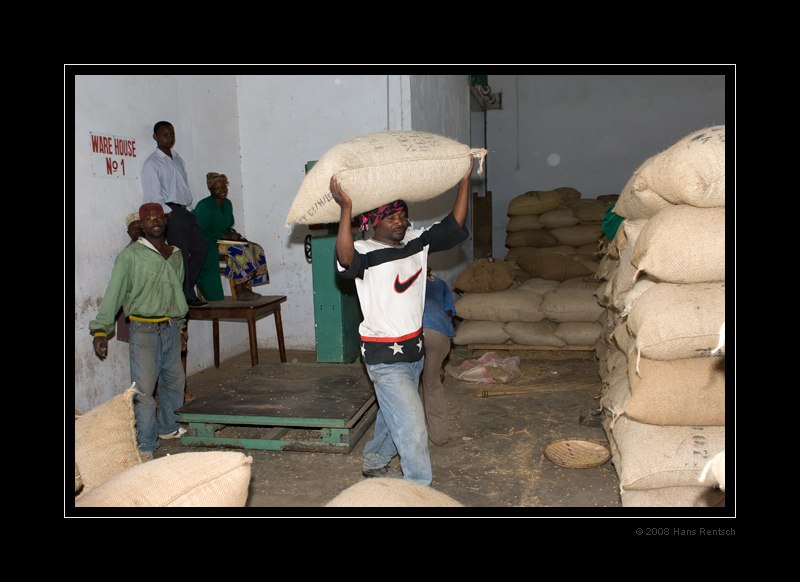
[165,205,208,302]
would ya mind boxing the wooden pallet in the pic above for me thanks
[466,344,595,357]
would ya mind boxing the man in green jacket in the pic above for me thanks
[89,203,189,460]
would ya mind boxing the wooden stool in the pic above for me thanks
[185,295,287,368]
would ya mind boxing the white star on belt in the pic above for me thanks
[417,338,424,352]
[389,342,404,354]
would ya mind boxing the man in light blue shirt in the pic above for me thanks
[141,121,208,306]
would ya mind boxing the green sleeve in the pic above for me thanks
[88,252,131,336]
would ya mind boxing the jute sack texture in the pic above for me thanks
[507,190,563,216]
[326,477,463,507]
[627,281,725,361]
[286,131,486,226]
[621,125,725,212]
[76,451,253,508]
[625,354,725,426]
[621,486,725,508]
[452,320,510,345]
[632,205,725,284]
[75,386,141,494]
[454,258,517,293]
[503,320,566,347]
[610,415,725,490]
[454,288,544,323]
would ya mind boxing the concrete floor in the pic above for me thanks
[155,346,622,515]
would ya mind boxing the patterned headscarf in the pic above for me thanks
[206,172,229,191]
[359,200,408,238]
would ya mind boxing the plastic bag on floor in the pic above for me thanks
[445,352,522,384]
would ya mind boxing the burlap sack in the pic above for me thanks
[575,242,599,257]
[538,207,579,228]
[621,486,725,508]
[454,259,517,293]
[554,186,582,201]
[75,385,141,494]
[566,198,607,224]
[286,131,487,226]
[515,248,594,281]
[621,125,725,209]
[610,319,635,355]
[609,218,647,309]
[555,321,602,346]
[621,275,658,318]
[551,225,604,246]
[518,277,561,295]
[507,190,563,215]
[625,355,725,426]
[506,214,544,231]
[599,367,631,418]
[632,205,725,283]
[503,320,565,347]
[540,286,604,323]
[75,452,253,507]
[627,282,725,361]
[454,288,544,322]
[452,320,510,345]
[326,477,463,507]
[610,416,725,490]
[505,229,559,248]
[613,181,674,220]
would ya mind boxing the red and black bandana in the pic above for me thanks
[359,200,408,238]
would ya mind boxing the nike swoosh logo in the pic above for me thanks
[394,268,422,294]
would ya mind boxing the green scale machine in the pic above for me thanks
[175,162,377,453]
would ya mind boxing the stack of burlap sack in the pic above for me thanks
[452,187,614,349]
[592,126,726,508]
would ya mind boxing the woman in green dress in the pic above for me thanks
[194,172,269,301]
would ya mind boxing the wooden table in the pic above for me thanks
[187,295,287,367]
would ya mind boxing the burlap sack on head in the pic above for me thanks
[286,131,487,226]
[632,205,725,284]
[624,125,725,209]
[454,258,517,293]
[507,190,563,216]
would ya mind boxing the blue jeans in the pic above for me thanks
[129,319,185,453]
[363,358,431,486]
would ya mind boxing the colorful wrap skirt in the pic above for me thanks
[219,241,270,285]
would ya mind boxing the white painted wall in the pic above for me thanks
[73,74,472,412]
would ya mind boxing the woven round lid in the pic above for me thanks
[543,438,611,469]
